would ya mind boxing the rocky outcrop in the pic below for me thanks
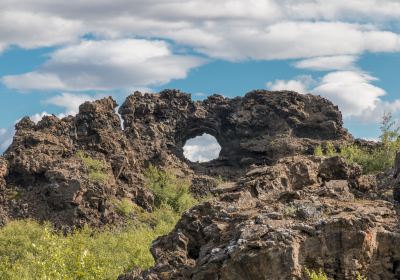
[0,90,351,227]
[121,156,400,280]
[2,97,153,227]
[120,90,351,178]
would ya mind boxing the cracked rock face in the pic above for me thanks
[121,156,400,280]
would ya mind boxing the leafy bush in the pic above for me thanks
[145,165,198,213]
[76,151,109,183]
[113,198,135,217]
[315,113,400,174]
[305,269,328,280]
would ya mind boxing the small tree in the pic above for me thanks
[380,112,400,144]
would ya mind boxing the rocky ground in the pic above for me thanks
[120,155,400,280]
[0,89,399,279]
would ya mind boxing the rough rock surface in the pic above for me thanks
[120,90,351,178]
[0,90,351,227]
[121,156,400,280]
[2,97,153,227]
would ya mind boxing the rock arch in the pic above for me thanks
[119,89,351,177]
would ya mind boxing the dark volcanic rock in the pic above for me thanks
[2,97,152,227]
[1,90,351,227]
[121,156,400,280]
[120,90,351,178]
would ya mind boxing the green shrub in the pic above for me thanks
[315,113,400,174]
[145,165,197,213]
[356,272,367,280]
[113,198,135,217]
[305,269,367,280]
[305,269,328,280]
[76,151,109,183]
[282,205,297,218]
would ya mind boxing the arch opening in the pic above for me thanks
[183,133,221,163]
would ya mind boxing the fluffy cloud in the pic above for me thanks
[267,71,399,121]
[1,1,400,61]
[43,93,97,116]
[313,71,386,117]
[353,100,400,123]
[168,22,400,61]
[2,39,205,91]
[183,134,221,163]
[0,10,82,51]
[294,55,358,71]
[266,75,315,94]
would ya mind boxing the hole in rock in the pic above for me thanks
[183,133,221,163]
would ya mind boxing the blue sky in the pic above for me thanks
[1,0,400,154]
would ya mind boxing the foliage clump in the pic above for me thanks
[315,113,400,174]
[305,269,366,280]
[77,151,109,183]
[0,166,198,279]
[113,198,135,217]
[145,165,198,213]
[305,269,328,280]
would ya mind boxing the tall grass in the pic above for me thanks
[0,166,197,279]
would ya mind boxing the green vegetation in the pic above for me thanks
[356,272,367,280]
[76,151,109,183]
[305,269,328,280]
[282,205,297,218]
[305,269,367,280]
[113,198,135,217]
[145,164,198,213]
[315,113,400,174]
[0,166,198,280]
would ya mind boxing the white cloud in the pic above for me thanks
[43,93,97,116]
[266,75,315,94]
[2,39,205,91]
[1,1,400,61]
[171,21,400,61]
[294,55,358,71]
[354,99,400,123]
[2,73,66,91]
[267,71,400,122]
[0,10,82,51]
[183,133,221,163]
[313,71,386,117]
